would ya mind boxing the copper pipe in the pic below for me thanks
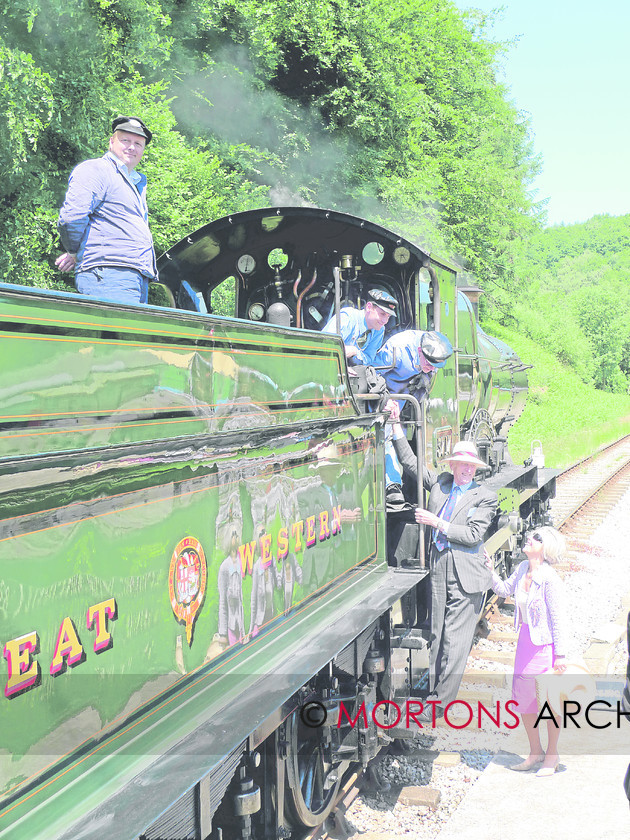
[292,270,302,299]
[295,269,316,329]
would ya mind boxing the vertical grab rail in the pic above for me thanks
[353,390,428,569]
[394,392,427,570]
[333,265,342,337]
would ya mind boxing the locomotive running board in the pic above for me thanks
[38,567,423,840]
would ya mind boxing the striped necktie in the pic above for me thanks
[434,485,461,551]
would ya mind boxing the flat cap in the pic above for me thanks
[367,288,397,313]
[111,115,152,144]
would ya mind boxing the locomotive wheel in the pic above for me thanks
[285,707,341,828]
[466,408,494,450]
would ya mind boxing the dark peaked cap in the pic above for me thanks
[367,288,397,313]
[111,116,152,144]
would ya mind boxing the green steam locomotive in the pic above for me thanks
[0,208,555,839]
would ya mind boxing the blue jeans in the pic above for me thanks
[75,266,149,304]
[385,439,403,486]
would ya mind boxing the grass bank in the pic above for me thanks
[483,320,630,469]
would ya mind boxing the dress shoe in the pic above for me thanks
[417,704,444,725]
[510,756,544,772]
[536,760,560,777]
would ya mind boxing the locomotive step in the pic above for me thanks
[390,628,430,650]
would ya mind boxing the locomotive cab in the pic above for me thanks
[157,205,556,581]
[157,206,527,479]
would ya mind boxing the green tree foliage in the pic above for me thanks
[0,44,53,187]
[511,215,630,394]
[485,319,630,468]
[0,0,541,298]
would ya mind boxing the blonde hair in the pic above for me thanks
[537,526,566,565]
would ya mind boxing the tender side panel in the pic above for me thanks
[0,418,384,802]
[0,285,354,459]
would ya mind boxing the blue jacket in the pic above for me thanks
[492,560,567,656]
[374,330,434,396]
[58,153,157,278]
[322,307,385,365]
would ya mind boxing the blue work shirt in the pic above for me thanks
[374,330,434,396]
[58,152,157,278]
[322,307,385,365]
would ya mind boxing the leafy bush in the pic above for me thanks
[0,0,540,298]
[483,319,630,468]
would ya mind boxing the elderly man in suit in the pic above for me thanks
[413,440,497,722]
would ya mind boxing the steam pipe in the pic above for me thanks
[333,266,342,337]
[295,269,316,329]
[291,270,302,299]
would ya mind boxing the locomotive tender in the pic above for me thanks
[0,208,556,839]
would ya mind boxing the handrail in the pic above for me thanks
[354,390,427,569]
[396,392,426,570]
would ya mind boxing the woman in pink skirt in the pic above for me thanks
[492,527,568,777]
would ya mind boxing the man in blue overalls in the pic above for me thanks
[375,330,453,508]
[322,288,397,364]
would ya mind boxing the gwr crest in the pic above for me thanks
[169,537,207,645]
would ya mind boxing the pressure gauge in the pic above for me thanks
[237,254,256,275]
[393,246,410,265]
[248,303,265,321]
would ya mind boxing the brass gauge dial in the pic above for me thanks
[393,246,410,265]
[248,303,265,321]
[237,254,256,275]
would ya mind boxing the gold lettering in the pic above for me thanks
[319,510,330,540]
[87,598,117,653]
[292,520,304,552]
[3,632,40,697]
[50,618,84,675]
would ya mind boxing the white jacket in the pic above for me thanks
[492,560,567,656]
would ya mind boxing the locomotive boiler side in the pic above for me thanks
[456,290,529,470]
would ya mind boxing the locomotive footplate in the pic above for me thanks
[482,463,560,555]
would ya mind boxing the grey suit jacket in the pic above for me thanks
[393,435,497,593]
[426,473,496,593]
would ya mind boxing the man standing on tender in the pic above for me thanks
[56,115,157,304]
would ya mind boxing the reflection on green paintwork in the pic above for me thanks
[0,284,385,820]
[0,287,354,458]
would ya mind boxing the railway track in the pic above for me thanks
[551,433,630,528]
